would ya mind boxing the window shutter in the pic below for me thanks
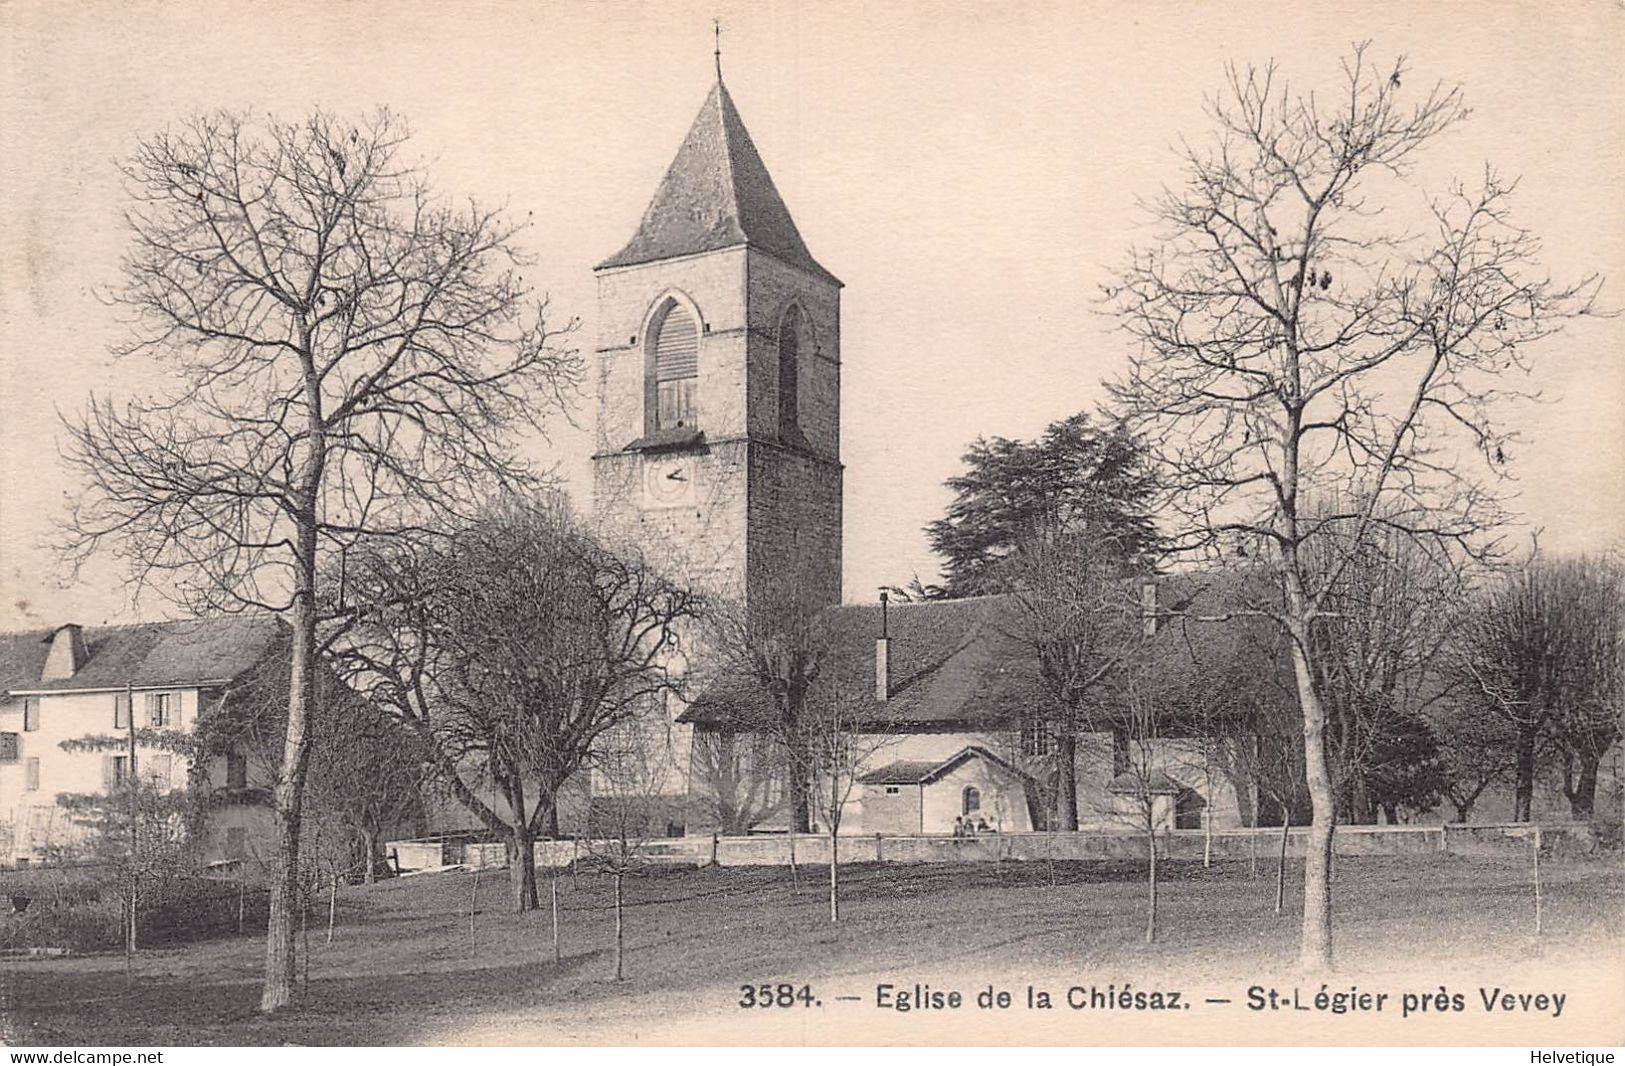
[22,698,38,732]
[102,754,115,791]
[654,306,699,382]
[114,692,129,730]
[25,757,39,792]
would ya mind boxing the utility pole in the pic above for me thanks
[126,681,138,958]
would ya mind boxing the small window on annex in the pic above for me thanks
[647,299,700,432]
[962,786,981,816]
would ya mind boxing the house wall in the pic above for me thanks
[921,758,1035,833]
[813,728,1245,837]
[0,687,202,863]
[859,783,922,834]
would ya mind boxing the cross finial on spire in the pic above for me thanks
[714,18,722,81]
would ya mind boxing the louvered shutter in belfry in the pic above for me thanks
[654,306,699,381]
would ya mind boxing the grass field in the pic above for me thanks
[1,852,1620,1046]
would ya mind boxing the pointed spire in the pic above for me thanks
[596,75,840,286]
[714,18,723,82]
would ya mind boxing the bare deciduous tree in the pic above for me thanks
[705,580,833,837]
[1459,553,1624,820]
[1106,46,1598,968]
[999,532,1153,831]
[63,110,579,1009]
[337,499,698,914]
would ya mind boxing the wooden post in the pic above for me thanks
[237,874,246,934]
[1532,826,1543,942]
[469,856,481,941]
[613,871,624,981]
[1275,818,1290,915]
[326,873,338,945]
[300,883,310,994]
[550,875,561,965]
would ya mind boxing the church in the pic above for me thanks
[585,65,1250,839]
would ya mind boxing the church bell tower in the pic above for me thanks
[591,70,843,617]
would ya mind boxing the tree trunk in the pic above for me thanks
[1054,733,1079,831]
[1566,754,1600,820]
[613,870,624,981]
[1348,773,1373,825]
[1275,814,1290,915]
[1287,621,1335,971]
[362,830,377,885]
[1513,724,1538,822]
[788,830,800,891]
[828,829,840,923]
[510,822,538,912]
[1453,801,1472,824]
[260,577,317,1013]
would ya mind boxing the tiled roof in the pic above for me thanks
[679,570,1296,734]
[679,594,1051,731]
[857,760,941,786]
[859,745,1031,786]
[1107,770,1187,796]
[596,79,840,287]
[0,616,285,694]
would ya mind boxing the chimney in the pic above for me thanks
[41,623,88,681]
[875,590,891,702]
[1141,581,1158,638]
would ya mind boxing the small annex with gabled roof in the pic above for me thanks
[858,744,1040,835]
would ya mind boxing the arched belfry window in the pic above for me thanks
[777,305,810,440]
[649,300,699,431]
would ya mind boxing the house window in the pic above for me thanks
[1020,716,1052,757]
[649,301,699,431]
[962,786,981,816]
[147,754,173,788]
[105,755,130,789]
[22,698,39,732]
[25,757,40,792]
[146,692,173,728]
[0,732,18,762]
[226,751,248,790]
[884,786,900,795]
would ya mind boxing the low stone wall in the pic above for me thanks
[392,822,1598,873]
[384,836,509,871]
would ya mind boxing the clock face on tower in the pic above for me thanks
[642,455,697,510]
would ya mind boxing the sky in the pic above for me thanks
[2,0,1622,628]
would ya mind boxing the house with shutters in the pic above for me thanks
[0,616,290,867]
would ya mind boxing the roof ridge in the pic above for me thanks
[712,81,744,248]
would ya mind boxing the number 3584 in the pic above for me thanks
[739,983,819,1008]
